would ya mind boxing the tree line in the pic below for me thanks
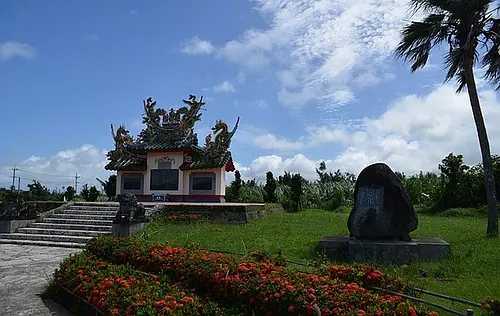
[225,153,500,215]
[0,175,117,203]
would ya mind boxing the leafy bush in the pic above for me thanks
[64,186,76,201]
[26,180,63,201]
[239,185,264,203]
[398,153,500,213]
[51,253,225,315]
[225,171,242,202]
[280,173,304,212]
[83,236,435,316]
[81,184,100,202]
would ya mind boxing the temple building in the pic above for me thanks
[105,95,238,202]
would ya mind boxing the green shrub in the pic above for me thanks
[263,171,277,203]
[64,186,76,201]
[81,184,100,202]
[239,185,264,203]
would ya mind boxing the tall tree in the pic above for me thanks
[396,0,500,237]
[264,171,277,203]
[64,186,76,201]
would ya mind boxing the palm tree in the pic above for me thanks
[396,0,499,237]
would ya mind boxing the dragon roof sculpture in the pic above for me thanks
[105,95,238,172]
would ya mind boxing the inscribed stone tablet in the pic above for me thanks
[357,186,384,212]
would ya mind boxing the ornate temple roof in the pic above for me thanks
[105,95,238,172]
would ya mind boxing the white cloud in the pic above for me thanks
[306,126,352,145]
[237,154,329,181]
[215,0,411,109]
[240,84,500,176]
[181,36,215,55]
[329,85,500,174]
[1,145,111,191]
[213,80,236,93]
[254,133,304,151]
[0,41,35,61]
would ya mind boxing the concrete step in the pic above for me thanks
[29,222,112,232]
[57,209,117,216]
[42,218,113,226]
[17,227,109,237]
[70,205,118,211]
[49,213,116,220]
[0,233,92,244]
[0,238,84,248]
[73,202,118,207]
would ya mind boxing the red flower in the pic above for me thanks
[408,306,417,316]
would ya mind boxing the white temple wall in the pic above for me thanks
[116,151,227,198]
[145,151,184,195]
[182,167,225,196]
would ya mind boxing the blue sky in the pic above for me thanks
[2,0,500,190]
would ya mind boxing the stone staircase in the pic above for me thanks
[0,202,118,248]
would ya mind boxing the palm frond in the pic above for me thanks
[395,14,449,71]
[444,47,468,92]
[410,0,456,14]
[410,0,493,15]
[482,42,500,89]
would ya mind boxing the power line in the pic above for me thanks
[15,168,75,178]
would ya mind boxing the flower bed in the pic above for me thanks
[83,236,436,316]
[165,213,203,222]
[51,253,227,315]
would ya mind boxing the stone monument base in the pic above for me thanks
[318,236,450,264]
[112,222,146,237]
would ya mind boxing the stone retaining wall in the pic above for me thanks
[0,202,71,233]
[158,203,267,224]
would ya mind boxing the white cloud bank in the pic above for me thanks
[0,41,35,61]
[237,84,500,179]
[1,145,110,191]
[330,85,500,174]
[185,0,413,109]
[6,84,499,188]
[236,154,330,181]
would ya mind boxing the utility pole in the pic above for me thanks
[75,172,80,193]
[11,167,18,191]
[17,177,20,193]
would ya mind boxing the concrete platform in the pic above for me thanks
[0,244,78,315]
[318,236,450,264]
[50,202,268,224]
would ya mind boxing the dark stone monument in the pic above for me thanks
[348,163,417,241]
[319,163,449,264]
[112,194,147,236]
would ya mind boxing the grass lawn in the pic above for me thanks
[139,210,500,303]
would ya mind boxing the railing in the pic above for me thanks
[194,246,488,316]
